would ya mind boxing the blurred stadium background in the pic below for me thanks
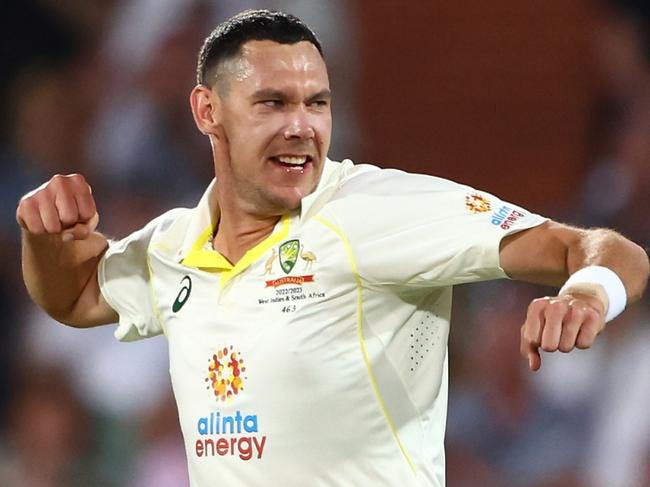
[1,1,649,486]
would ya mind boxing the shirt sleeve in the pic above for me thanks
[331,165,547,288]
[98,210,181,342]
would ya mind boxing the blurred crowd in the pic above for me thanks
[0,1,648,486]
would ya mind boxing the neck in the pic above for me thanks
[212,200,282,265]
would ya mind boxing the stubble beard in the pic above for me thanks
[235,181,306,218]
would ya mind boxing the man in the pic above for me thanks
[16,9,649,487]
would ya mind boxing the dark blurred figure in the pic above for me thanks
[0,0,115,146]
[0,0,116,432]
[0,368,105,486]
[0,1,81,428]
[580,0,650,246]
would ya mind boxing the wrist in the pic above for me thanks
[559,266,627,322]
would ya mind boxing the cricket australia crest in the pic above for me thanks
[278,239,299,274]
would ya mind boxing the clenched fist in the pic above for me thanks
[520,293,606,371]
[16,174,99,241]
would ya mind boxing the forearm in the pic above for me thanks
[501,222,649,303]
[565,228,649,304]
[21,230,109,322]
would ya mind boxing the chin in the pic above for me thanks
[265,191,305,214]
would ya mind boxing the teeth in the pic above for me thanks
[277,156,307,165]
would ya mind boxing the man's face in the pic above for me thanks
[212,40,332,216]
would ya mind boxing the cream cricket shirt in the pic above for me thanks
[98,159,546,487]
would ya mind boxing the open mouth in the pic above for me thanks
[270,155,313,169]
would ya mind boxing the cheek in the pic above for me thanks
[229,117,283,151]
[315,115,332,147]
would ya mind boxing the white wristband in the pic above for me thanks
[559,266,627,322]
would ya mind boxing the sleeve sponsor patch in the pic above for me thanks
[464,192,492,213]
[490,205,525,230]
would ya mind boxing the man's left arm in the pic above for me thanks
[499,221,650,371]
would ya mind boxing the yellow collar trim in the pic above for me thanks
[181,225,227,269]
[181,215,291,288]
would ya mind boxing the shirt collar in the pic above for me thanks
[174,158,351,262]
[178,178,219,261]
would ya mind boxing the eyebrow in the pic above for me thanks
[251,89,286,101]
[251,88,332,102]
[307,89,332,102]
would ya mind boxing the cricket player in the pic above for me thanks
[16,9,649,487]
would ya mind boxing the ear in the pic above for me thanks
[189,84,221,135]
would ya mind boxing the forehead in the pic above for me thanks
[226,40,329,91]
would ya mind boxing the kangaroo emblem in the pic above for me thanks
[263,248,277,275]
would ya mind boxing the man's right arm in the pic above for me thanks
[17,174,118,327]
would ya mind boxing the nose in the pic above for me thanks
[283,107,315,140]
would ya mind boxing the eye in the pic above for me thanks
[261,100,283,108]
[309,100,328,108]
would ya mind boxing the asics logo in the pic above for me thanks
[173,275,192,312]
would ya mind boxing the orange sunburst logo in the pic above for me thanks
[205,346,247,403]
[465,193,491,213]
